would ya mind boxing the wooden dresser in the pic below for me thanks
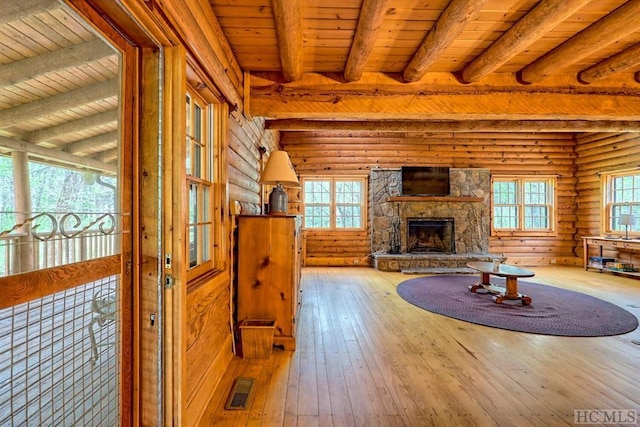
[237,215,303,350]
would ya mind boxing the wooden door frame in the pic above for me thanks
[65,1,187,425]
[61,1,143,425]
[66,2,237,425]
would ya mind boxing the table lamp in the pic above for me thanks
[619,213,635,240]
[259,151,299,215]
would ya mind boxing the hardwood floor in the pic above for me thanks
[201,266,640,426]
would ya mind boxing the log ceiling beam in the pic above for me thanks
[22,109,118,143]
[0,79,118,129]
[250,72,640,121]
[93,148,118,163]
[266,119,640,133]
[459,0,590,84]
[518,0,640,84]
[0,39,115,87]
[344,0,391,82]
[0,0,61,26]
[578,43,640,84]
[271,0,304,82]
[0,135,116,174]
[403,0,487,83]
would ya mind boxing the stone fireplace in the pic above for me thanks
[370,167,503,272]
[407,218,455,254]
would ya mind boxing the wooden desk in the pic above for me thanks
[467,261,535,305]
[582,236,640,279]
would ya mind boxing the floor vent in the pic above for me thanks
[225,377,255,410]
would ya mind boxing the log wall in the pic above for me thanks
[185,272,233,424]
[575,132,640,267]
[281,131,579,266]
[228,112,280,212]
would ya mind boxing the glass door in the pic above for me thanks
[0,1,131,425]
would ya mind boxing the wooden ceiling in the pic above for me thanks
[209,0,640,132]
[213,0,640,77]
[0,0,119,174]
[2,0,640,175]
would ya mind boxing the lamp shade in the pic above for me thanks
[259,151,299,186]
[619,214,636,226]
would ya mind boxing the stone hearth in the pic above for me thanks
[370,167,503,272]
[372,253,503,273]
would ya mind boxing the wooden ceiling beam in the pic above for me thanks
[266,119,640,133]
[0,79,118,129]
[62,131,118,154]
[22,109,118,143]
[344,0,391,82]
[250,73,640,121]
[578,43,640,84]
[403,0,487,83]
[0,135,116,174]
[93,148,118,163]
[0,39,115,87]
[0,0,61,26]
[271,0,304,82]
[251,91,640,121]
[459,0,590,84]
[519,0,640,84]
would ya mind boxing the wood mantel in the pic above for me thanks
[389,196,484,202]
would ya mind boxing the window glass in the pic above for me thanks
[603,171,640,235]
[185,88,221,281]
[336,180,362,228]
[492,177,555,233]
[303,180,330,228]
[302,177,366,230]
[185,95,192,175]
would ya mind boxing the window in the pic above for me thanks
[602,170,640,236]
[492,176,555,234]
[186,89,222,280]
[302,177,366,229]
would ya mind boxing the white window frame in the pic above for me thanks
[301,176,367,230]
[601,169,640,238]
[491,176,556,236]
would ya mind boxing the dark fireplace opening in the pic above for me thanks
[407,218,455,254]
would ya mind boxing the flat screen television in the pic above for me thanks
[401,166,450,196]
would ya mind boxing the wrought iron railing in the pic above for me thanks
[0,212,122,277]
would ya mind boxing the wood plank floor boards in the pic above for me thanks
[202,266,640,426]
[296,293,320,418]
[259,351,289,426]
[314,288,353,420]
[344,274,488,425]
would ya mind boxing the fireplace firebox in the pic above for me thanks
[407,218,455,254]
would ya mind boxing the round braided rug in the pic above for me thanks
[396,275,638,337]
